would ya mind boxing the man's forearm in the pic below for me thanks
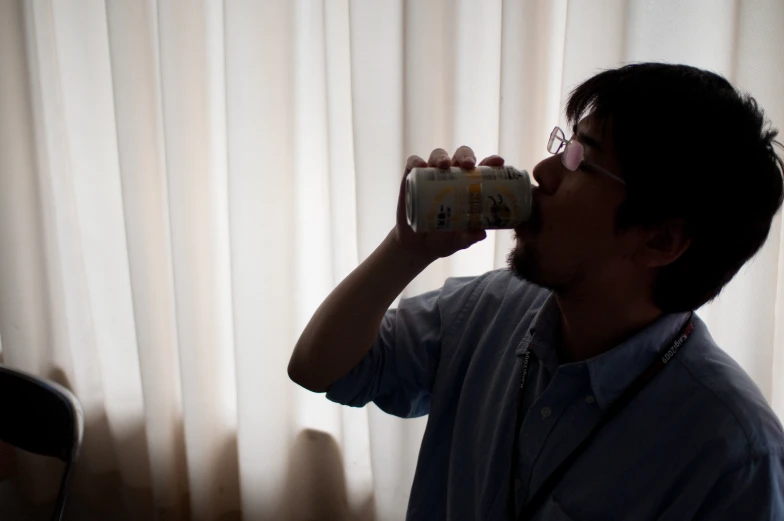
[288,230,432,392]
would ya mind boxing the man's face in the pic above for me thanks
[509,114,632,294]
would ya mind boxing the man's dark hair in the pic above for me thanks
[566,62,784,312]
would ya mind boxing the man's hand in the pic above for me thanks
[393,146,506,262]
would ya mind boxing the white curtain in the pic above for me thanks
[0,0,782,520]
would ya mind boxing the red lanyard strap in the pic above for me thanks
[511,313,695,521]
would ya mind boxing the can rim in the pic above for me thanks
[406,175,416,231]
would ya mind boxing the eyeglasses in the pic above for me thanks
[547,126,626,185]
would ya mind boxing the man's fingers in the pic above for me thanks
[451,145,477,169]
[409,150,502,175]
[427,148,452,168]
[406,155,427,173]
[478,155,505,167]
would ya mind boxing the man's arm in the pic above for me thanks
[288,231,430,392]
[693,454,784,520]
[288,148,494,393]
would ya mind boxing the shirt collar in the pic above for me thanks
[515,292,692,410]
[586,311,692,410]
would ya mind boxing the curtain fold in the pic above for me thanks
[0,1,782,520]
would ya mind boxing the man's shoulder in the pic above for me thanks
[444,268,551,306]
[674,317,784,460]
[434,269,551,337]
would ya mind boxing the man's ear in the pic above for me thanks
[633,219,692,268]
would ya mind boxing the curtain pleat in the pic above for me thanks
[106,0,188,516]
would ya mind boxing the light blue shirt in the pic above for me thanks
[326,269,784,520]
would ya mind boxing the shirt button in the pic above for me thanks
[541,406,552,418]
[585,395,596,404]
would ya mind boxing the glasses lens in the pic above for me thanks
[562,140,584,171]
[547,127,565,154]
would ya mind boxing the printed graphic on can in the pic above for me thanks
[405,166,532,232]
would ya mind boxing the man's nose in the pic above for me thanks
[532,155,565,195]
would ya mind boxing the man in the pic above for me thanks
[288,63,784,520]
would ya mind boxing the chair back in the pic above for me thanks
[0,365,84,521]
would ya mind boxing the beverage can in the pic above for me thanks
[405,166,532,232]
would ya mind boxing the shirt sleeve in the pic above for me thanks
[325,274,487,418]
[693,454,784,520]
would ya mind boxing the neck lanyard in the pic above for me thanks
[509,312,695,521]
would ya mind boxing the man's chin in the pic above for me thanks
[508,236,552,286]
[507,242,535,282]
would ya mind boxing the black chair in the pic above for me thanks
[0,365,84,521]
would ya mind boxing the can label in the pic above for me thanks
[406,166,532,232]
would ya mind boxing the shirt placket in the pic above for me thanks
[513,363,587,512]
